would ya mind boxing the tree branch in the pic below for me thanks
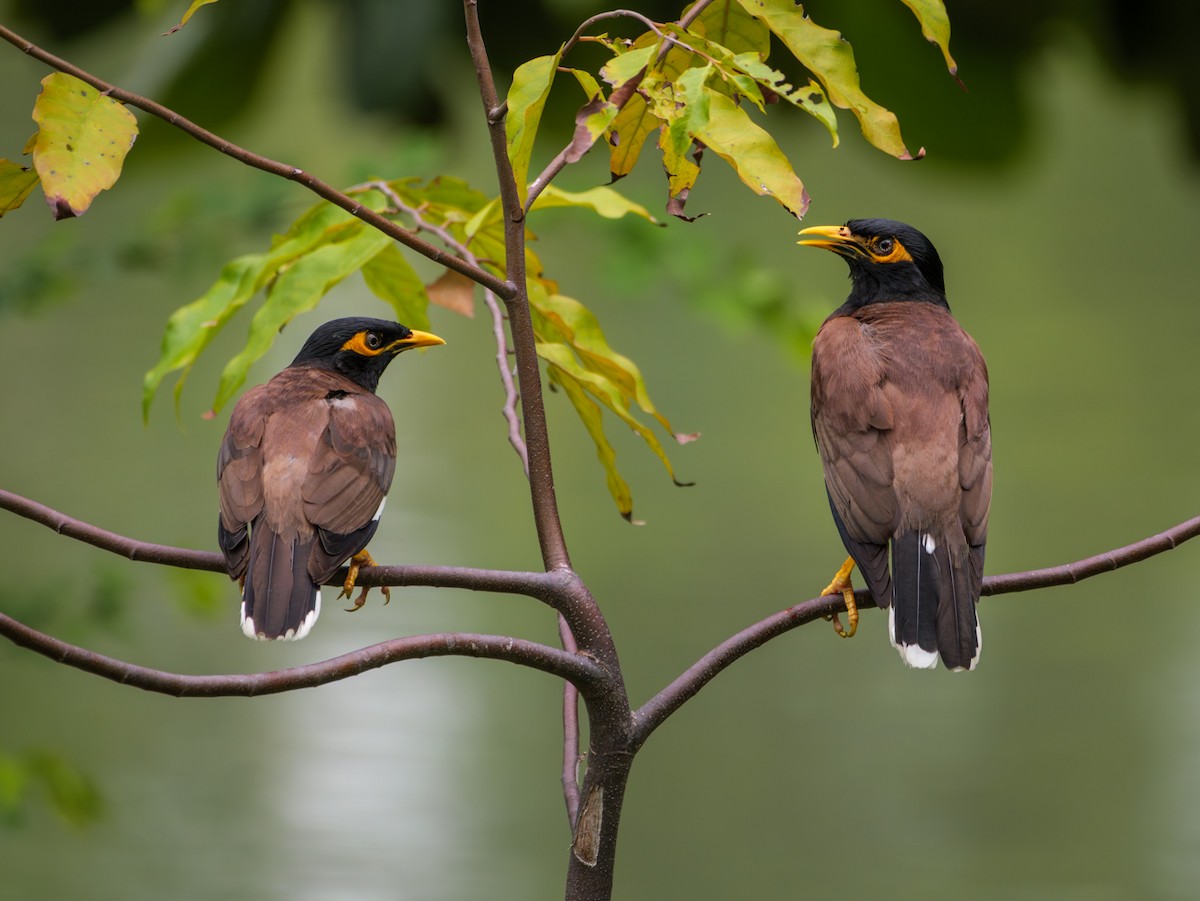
[0,23,513,300]
[463,0,572,573]
[0,610,603,697]
[631,514,1200,747]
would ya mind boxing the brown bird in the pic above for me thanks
[217,317,445,640]
[799,219,992,670]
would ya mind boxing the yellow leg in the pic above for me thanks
[339,549,392,612]
[820,555,859,639]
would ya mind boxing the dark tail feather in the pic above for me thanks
[889,531,940,668]
[889,530,981,671]
[241,526,321,641]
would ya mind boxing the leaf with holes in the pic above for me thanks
[31,73,137,219]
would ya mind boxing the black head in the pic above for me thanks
[289,317,445,392]
[797,218,948,312]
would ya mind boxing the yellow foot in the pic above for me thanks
[820,555,859,639]
[339,549,392,612]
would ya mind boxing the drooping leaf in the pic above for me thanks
[0,160,39,217]
[530,184,658,224]
[899,0,960,83]
[165,0,220,34]
[361,243,431,331]
[211,223,394,413]
[532,291,686,440]
[537,341,688,507]
[143,194,390,420]
[544,362,634,520]
[662,65,712,160]
[659,129,702,219]
[505,49,564,205]
[735,0,921,159]
[530,282,693,517]
[692,88,809,217]
[31,73,138,219]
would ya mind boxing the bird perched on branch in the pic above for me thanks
[798,219,992,670]
[217,317,445,640]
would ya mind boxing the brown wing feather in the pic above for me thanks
[811,316,899,603]
[811,317,900,545]
[302,392,396,535]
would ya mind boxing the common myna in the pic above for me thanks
[799,219,992,670]
[217,317,445,640]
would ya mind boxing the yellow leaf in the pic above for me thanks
[31,73,138,219]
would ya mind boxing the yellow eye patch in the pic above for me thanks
[340,331,388,356]
[870,239,913,264]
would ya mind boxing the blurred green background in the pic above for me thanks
[2,2,1200,899]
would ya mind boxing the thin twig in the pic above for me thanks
[0,23,513,299]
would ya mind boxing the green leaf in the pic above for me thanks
[693,88,809,217]
[0,159,39,217]
[361,244,431,331]
[735,0,920,159]
[143,194,389,420]
[530,184,658,224]
[31,73,138,218]
[544,363,634,519]
[505,50,563,205]
[662,65,712,160]
[899,0,960,81]
[599,44,656,87]
[532,291,684,439]
[211,223,393,413]
[690,0,769,55]
[531,285,693,518]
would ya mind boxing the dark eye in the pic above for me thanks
[365,332,383,350]
[877,237,895,255]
